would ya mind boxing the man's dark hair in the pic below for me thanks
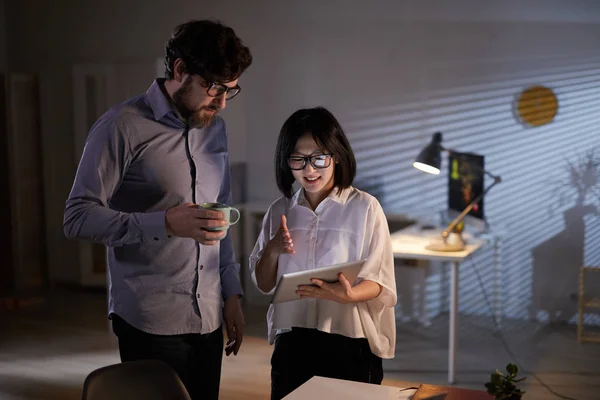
[164,19,252,82]
[275,107,357,198]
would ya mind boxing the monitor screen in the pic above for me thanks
[448,151,485,220]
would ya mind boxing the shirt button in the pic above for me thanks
[196,180,199,185]
[200,265,204,270]
[153,237,159,241]
[197,294,200,298]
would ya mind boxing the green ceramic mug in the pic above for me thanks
[199,202,241,232]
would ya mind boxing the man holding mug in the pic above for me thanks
[63,20,252,400]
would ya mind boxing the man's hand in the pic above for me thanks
[223,295,245,356]
[165,203,228,245]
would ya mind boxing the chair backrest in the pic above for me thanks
[81,360,191,400]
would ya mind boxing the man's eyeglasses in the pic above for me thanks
[287,154,333,170]
[204,80,241,100]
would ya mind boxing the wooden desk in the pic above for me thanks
[412,383,493,399]
[390,225,486,384]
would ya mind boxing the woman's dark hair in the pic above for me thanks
[164,19,252,82]
[275,107,357,198]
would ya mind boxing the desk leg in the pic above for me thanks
[493,237,502,331]
[449,261,459,384]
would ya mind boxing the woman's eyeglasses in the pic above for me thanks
[287,154,333,170]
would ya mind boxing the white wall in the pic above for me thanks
[240,16,600,323]
[7,0,600,324]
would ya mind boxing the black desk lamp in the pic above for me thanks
[413,132,502,252]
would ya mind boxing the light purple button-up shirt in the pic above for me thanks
[64,79,242,335]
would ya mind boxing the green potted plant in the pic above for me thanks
[484,363,526,399]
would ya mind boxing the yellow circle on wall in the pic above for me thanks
[515,85,558,127]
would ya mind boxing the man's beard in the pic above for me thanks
[172,82,219,128]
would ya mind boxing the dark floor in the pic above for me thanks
[1,290,599,399]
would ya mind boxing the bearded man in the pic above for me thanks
[64,19,253,400]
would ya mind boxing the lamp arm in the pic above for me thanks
[442,175,502,239]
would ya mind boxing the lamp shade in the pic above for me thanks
[413,132,443,175]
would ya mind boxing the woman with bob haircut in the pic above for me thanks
[249,106,397,400]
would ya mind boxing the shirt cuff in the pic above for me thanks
[221,263,243,300]
[140,211,168,241]
[359,275,397,308]
[250,268,276,295]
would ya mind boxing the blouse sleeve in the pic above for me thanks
[357,198,397,308]
[249,203,276,295]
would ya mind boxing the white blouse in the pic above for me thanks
[249,186,397,359]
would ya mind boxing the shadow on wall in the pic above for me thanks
[354,175,386,204]
[530,151,600,324]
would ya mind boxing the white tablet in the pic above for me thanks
[272,259,367,304]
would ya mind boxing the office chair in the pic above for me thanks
[81,359,191,400]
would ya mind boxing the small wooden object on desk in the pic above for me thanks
[412,384,493,399]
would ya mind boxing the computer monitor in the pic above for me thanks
[448,151,485,221]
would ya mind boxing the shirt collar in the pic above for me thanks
[146,78,181,123]
[289,186,352,209]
